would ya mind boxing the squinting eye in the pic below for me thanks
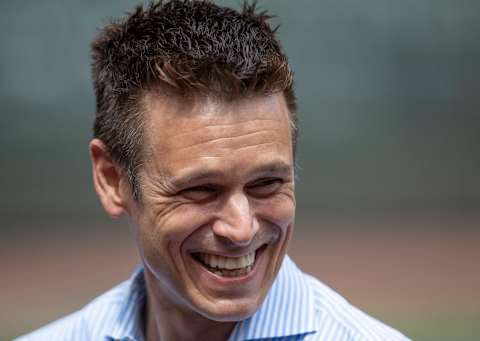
[247,178,283,197]
[180,186,217,201]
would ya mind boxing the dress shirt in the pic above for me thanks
[15,255,410,341]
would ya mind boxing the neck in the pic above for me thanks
[142,274,236,341]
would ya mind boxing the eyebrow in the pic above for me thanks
[168,161,293,189]
[249,162,293,178]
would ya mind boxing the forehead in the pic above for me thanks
[142,93,293,179]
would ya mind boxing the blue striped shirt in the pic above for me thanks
[15,256,410,341]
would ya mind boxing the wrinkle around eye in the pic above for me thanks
[150,196,191,226]
[247,179,282,197]
[248,177,295,199]
[259,187,296,206]
[141,180,194,220]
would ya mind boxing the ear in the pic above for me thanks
[89,138,129,218]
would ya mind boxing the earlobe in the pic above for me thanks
[89,138,127,218]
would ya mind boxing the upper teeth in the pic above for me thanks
[198,252,255,270]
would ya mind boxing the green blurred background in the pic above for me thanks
[1,1,479,340]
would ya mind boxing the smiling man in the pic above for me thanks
[16,1,410,341]
[124,93,296,339]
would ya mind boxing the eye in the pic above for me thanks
[180,185,218,201]
[247,178,283,197]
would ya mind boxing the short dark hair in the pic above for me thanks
[91,0,297,199]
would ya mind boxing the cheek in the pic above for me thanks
[136,202,213,257]
[134,204,213,289]
[254,193,296,231]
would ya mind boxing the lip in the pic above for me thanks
[189,244,267,285]
[188,244,265,258]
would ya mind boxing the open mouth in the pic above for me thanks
[191,246,265,278]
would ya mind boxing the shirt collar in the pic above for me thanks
[228,255,317,340]
[107,255,316,341]
[108,266,146,341]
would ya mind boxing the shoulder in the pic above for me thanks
[302,272,411,341]
[233,256,411,341]
[13,280,130,341]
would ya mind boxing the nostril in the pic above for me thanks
[211,220,258,246]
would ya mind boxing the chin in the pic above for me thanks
[194,296,263,322]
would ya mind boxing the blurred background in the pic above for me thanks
[1,0,479,340]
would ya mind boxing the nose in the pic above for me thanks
[211,192,259,246]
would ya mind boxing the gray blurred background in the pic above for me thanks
[1,1,479,340]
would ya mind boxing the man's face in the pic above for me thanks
[129,92,295,321]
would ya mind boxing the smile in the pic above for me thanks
[192,250,258,278]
